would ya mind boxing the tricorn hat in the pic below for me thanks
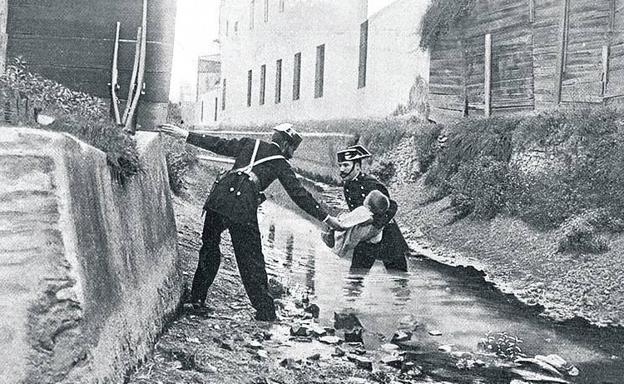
[273,123,303,149]
[336,145,372,163]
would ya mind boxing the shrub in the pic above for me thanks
[449,156,509,220]
[558,211,611,254]
[478,332,525,360]
[509,107,624,228]
[164,137,198,195]
[414,122,442,174]
[420,0,476,50]
[425,116,518,193]
[370,160,397,185]
[505,166,585,230]
[1,58,141,180]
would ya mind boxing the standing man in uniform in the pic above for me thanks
[159,123,344,321]
[336,145,409,272]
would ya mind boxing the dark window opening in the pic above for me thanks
[221,79,226,110]
[247,70,253,107]
[260,64,266,105]
[315,44,325,98]
[293,52,301,100]
[275,59,283,103]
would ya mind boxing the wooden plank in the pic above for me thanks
[485,34,492,117]
[554,0,571,104]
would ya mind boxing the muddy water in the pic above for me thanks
[258,200,624,384]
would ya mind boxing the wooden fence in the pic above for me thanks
[428,0,624,122]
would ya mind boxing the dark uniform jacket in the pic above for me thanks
[343,173,409,260]
[187,132,328,224]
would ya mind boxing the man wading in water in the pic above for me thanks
[159,123,344,321]
[335,145,409,272]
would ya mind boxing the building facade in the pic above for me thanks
[196,54,222,126]
[214,0,430,126]
[428,0,624,122]
[4,0,177,126]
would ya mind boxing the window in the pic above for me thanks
[247,70,253,107]
[275,59,282,104]
[314,44,325,98]
[234,21,239,34]
[260,64,266,105]
[221,79,226,110]
[226,20,229,36]
[358,21,368,89]
[200,100,204,122]
[213,98,218,121]
[279,0,285,12]
[249,0,255,29]
[293,52,301,100]
[264,0,269,22]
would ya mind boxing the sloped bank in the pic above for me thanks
[382,137,624,329]
[0,128,182,383]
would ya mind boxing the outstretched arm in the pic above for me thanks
[276,162,344,229]
[159,123,246,157]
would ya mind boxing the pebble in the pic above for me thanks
[516,357,562,377]
[246,340,263,349]
[535,354,567,370]
[510,368,570,384]
[391,331,412,342]
[428,329,443,336]
[381,343,400,352]
[256,350,268,359]
[307,353,321,361]
[332,346,346,357]
[568,366,579,376]
[320,336,342,345]
[381,355,403,369]
[438,345,453,353]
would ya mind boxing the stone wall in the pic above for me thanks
[0,128,182,384]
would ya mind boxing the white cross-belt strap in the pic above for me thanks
[231,140,286,174]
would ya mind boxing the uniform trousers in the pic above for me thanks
[190,208,276,320]
[349,223,408,272]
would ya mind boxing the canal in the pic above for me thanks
[258,198,624,384]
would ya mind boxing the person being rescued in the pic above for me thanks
[321,189,391,259]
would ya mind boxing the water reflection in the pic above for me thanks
[343,274,365,301]
[389,275,411,307]
[304,246,316,294]
[267,224,276,249]
[283,234,294,271]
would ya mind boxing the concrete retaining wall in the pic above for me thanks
[0,128,182,384]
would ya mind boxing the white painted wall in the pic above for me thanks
[214,0,430,127]
[358,0,430,117]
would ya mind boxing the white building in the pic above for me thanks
[211,0,430,126]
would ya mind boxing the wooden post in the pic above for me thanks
[602,45,610,97]
[484,33,492,117]
[554,0,570,104]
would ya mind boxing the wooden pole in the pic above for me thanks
[554,0,570,104]
[125,0,148,133]
[484,33,492,117]
[122,27,142,125]
[602,44,610,97]
[110,22,122,125]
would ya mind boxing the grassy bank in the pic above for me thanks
[381,107,624,326]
